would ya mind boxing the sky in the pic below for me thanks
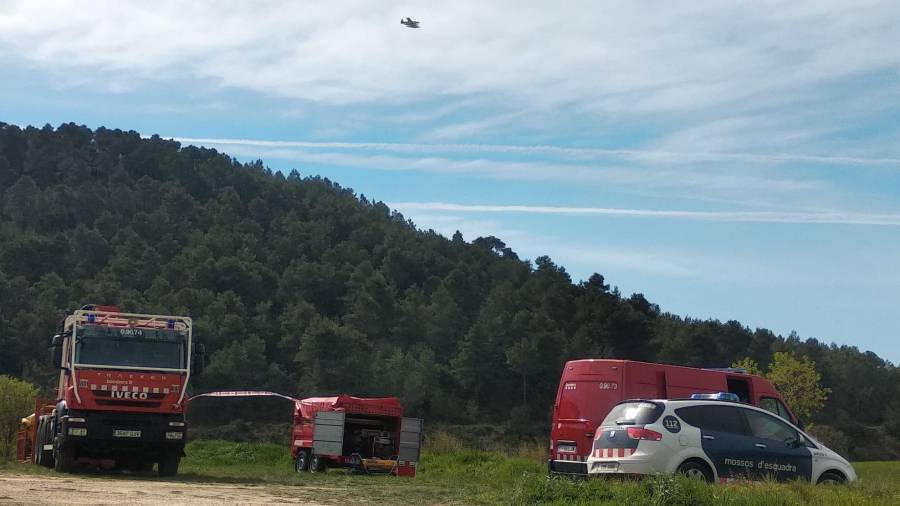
[1,1,899,363]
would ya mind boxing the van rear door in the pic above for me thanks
[554,376,622,461]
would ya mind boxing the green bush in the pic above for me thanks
[0,375,38,460]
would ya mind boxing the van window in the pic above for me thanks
[759,397,792,421]
[726,378,750,402]
[674,405,749,435]
[744,409,798,443]
[601,402,663,426]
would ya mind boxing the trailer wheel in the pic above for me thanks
[54,443,74,473]
[309,453,326,473]
[294,450,310,472]
[158,451,181,477]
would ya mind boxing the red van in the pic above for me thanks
[548,359,798,475]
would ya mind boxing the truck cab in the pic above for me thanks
[34,305,203,475]
[549,359,797,475]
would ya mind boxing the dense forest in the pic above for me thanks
[1,122,898,459]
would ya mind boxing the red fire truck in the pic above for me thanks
[19,305,203,476]
[291,394,423,476]
[548,359,798,475]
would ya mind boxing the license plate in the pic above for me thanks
[113,429,141,438]
[557,444,577,453]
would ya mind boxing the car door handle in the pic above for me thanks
[755,443,767,448]
[702,435,715,440]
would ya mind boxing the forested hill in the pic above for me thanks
[1,122,898,456]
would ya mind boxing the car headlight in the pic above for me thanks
[68,417,86,423]
[168,421,185,427]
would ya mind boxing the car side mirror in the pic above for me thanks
[50,335,63,368]
[191,342,206,377]
[786,437,803,449]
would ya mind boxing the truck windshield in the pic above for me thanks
[74,325,186,370]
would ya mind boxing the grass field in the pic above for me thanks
[4,440,900,505]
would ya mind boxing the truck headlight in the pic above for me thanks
[68,427,87,436]
[165,432,184,440]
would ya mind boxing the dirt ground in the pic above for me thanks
[0,473,329,506]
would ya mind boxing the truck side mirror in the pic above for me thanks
[50,335,63,368]
[191,342,206,376]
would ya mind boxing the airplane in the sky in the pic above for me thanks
[401,17,420,28]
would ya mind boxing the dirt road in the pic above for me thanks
[0,473,330,506]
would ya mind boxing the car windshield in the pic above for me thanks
[74,325,186,370]
[602,401,663,426]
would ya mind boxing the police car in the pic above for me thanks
[586,393,856,484]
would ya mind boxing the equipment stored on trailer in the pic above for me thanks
[16,305,204,476]
[292,394,423,476]
[549,359,799,475]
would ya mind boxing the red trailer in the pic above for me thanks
[291,394,423,477]
[549,359,798,475]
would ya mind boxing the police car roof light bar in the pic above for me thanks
[690,392,740,402]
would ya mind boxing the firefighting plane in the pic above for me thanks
[401,17,420,28]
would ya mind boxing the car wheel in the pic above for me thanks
[817,471,846,485]
[295,450,309,472]
[677,460,713,483]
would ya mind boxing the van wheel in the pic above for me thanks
[294,450,309,472]
[309,453,326,473]
[677,460,713,483]
[817,471,846,485]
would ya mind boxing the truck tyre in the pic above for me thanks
[54,443,74,473]
[34,418,44,466]
[309,453,326,473]
[294,450,310,472]
[37,418,55,468]
[158,451,181,477]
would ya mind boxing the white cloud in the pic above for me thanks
[389,202,900,226]
[3,0,900,117]
[186,140,830,206]
[172,136,900,168]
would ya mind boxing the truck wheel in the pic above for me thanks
[34,418,44,466]
[294,450,310,472]
[309,454,326,473]
[54,443,74,473]
[158,451,181,477]
[37,419,55,468]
